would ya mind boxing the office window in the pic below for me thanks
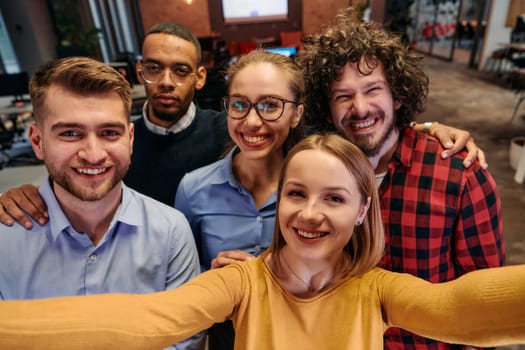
[0,8,20,73]
[88,0,142,63]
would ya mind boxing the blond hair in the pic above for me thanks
[267,133,385,277]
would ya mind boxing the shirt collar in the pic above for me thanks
[216,147,277,206]
[214,147,240,187]
[394,127,418,168]
[40,179,142,243]
[142,100,196,135]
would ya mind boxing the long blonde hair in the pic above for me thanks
[266,133,385,277]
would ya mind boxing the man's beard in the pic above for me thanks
[340,110,396,157]
[47,162,129,202]
[352,121,396,157]
[152,104,184,123]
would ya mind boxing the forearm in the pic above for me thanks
[0,292,189,350]
[389,265,525,347]
[0,267,240,350]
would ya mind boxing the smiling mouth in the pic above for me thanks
[76,168,108,175]
[345,112,382,130]
[296,229,328,239]
[241,134,269,144]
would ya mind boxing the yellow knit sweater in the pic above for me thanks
[0,257,524,349]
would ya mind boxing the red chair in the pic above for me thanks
[279,31,303,50]
[239,42,257,55]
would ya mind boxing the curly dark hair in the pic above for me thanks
[297,7,428,132]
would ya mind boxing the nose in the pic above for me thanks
[244,105,264,127]
[77,135,107,164]
[298,198,323,223]
[158,69,175,88]
[351,94,368,118]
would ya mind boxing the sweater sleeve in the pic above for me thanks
[0,264,246,350]
[381,265,525,347]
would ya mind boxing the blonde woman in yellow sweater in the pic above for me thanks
[0,133,524,350]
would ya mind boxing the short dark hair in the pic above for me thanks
[144,22,202,65]
[298,7,429,132]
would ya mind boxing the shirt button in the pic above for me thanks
[254,245,261,253]
[89,254,97,262]
[256,216,262,222]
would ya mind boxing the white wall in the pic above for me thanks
[480,0,512,71]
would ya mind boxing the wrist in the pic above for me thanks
[410,121,435,133]
[423,121,434,133]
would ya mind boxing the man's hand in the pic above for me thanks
[210,250,256,269]
[414,122,488,169]
[0,184,48,229]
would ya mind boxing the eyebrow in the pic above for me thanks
[142,59,193,70]
[50,122,127,131]
[283,181,351,194]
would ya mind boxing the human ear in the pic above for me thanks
[28,122,45,161]
[135,60,145,85]
[357,196,371,225]
[194,65,207,91]
[291,104,304,128]
[394,100,402,110]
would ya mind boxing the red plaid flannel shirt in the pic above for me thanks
[380,128,505,350]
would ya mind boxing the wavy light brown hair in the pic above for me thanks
[297,7,428,132]
[30,57,132,124]
[266,133,385,277]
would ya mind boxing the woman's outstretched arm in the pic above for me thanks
[0,266,245,350]
[382,264,525,347]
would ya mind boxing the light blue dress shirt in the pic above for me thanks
[0,178,202,350]
[175,148,276,271]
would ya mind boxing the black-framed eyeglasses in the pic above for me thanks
[222,95,300,121]
[139,62,196,86]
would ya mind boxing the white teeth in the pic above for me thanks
[243,135,267,143]
[351,119,375,129]
[77,168,106,175]
[297,229,325,239]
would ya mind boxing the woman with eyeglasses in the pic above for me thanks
[174,49,304,350]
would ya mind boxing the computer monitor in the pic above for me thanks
[0,72,30,105]
[264,46,297,57]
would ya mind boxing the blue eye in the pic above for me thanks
[256,99,280,114]
[60,130,80,137]
[327,195,344,203]
[287,190,304,198]
[231,100,248,111]
[101,130,121,138]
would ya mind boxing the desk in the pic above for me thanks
[499,43,525,51]
[0,86,146,118]
[0,96,32,116]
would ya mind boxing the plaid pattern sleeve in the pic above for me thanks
[380,128,505,350]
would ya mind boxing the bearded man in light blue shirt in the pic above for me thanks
[0,57,202,350]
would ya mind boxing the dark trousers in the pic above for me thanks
[208,320,235,350]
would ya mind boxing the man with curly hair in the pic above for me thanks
[298,7,504,350]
